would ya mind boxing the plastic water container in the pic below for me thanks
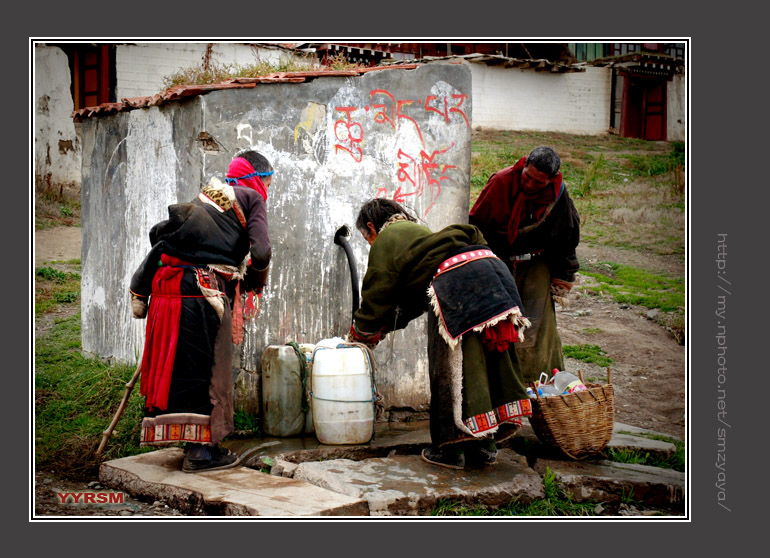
[261,344,314,436]
[551,369,588,395]
[537,383,561,397]
[534,371,560,397]
[310,342,375,445]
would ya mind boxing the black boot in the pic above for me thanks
[182,444,239,473]
[421,445,465,470]
[465,438,498,466]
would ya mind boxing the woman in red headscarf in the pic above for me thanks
[129,150,272,472]
[469,146,580,385]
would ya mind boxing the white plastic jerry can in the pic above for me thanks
[261,344,314,437]
[310,342,376,445]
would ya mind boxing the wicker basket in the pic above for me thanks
[528,369,615,459]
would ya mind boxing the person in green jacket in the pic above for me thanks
[347,198,533,470]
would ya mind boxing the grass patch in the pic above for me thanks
[35,313,151,479]
[572,152,605,198]
[506,468,597,516]
[610,432,686,472]
[580,262,684,312]
[431,499,493,516]
[162,51,364,89]
[624,153,672,177]
[234,408,260,433]
[581,327,603,336]
[563,344,614,367]
[35,266,81,317]
[35,186,81,229]
[431,468,597,516]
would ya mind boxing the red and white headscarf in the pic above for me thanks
[225,156,272,202]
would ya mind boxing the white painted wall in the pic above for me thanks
[469,64,612,135]
[80,63,473,411]
[115,43,316,100]
[667,73,686,141]
[34,45,81,192]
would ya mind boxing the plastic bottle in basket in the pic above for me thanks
[534,371,559,397]
[551,369,588,394]
[539,384,560,396]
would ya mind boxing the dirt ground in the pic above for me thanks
[32,226,686,517]
[34,226,82,268]
[562,243,685,440]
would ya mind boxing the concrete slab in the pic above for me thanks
[99,448,369,516]
[293,449,543,516]
[613,422,683,441]
[534,458,685,511]
[606,433,676,456]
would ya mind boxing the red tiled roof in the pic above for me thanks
[72,64,419,121]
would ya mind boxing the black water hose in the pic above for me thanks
[334,225,360,319]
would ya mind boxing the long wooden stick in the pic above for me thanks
[95,361,142,458]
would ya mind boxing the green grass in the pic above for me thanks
[35,260,151,479]
[431,468,597,516]
[624,141,684,180]
[624,153,672,177]
[580,262,684,312]
[234,408,260,433]
[609,432,685,472]
[431,500,493,516]
[562,344,614,367]
[35,312,150,479]
[35,267,81,317]
[35,187,81,230]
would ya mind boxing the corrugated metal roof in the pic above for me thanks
[71,64,419,121]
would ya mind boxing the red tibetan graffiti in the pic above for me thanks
[333,106,364,163]
[333,87,469,216]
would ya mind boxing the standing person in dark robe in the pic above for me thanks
[129,150,273,472]
[469,146,580,384]
[347,199,533,470]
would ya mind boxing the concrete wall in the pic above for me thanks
[667,73,686,141]
[34,45,81,194]
[115,43,315,100]
[80,62,473,413]
[469,64,612,135]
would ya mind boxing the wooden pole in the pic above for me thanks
[95,361,142,458]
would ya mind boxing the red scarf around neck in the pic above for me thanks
[470,157,563,245]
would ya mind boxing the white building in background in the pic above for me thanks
[33,42,686,196]
[34,46,82,195]
[33,42,314,194]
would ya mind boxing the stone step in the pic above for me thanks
[511,420,678,458]
[98,420,685,516]
[293,449,543,516]
[99,448,368,516]
[534,458,685,510]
